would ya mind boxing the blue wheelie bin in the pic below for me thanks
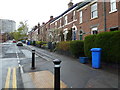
[90,48,102,68]
[79,57,88,64]
[27,41,30,45]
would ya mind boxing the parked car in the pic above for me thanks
[16,41,23,46]
[13,40,16,43]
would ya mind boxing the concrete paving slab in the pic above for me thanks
[22,73,33,83]
[22,73,35,88]
[29,70,67,88]
[24,82,35,88]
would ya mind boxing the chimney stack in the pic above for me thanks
[50,16,53,20]
[38,23,40,26]
[42,22,45,25]
[68,0,73,8]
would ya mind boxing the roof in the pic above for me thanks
[50,3,78,23]
[76,0,94,10]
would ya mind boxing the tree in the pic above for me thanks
[18,20,28,35]
[11,21,28,41]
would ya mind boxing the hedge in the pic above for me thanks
[70,40,85,58]
[56,41,70,51]
[84,35,97,58]
[84,30,120,63]
[56,40,84,58]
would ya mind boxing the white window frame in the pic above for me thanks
[79,11,82,24]
[73,11,76,20]
[91,3,98,19]
[55,22,57,28]
[91,27,98,34]
[64,16,67,25]
[60,19,61,27]
[110,0,117,13]
[63,28,68,41]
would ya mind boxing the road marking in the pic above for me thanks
[12,67,17,88]
[19,64,24,73]
[5,68,11,88]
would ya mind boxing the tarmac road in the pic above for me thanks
[1,41,24,89]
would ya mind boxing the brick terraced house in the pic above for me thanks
[28,0,120,42]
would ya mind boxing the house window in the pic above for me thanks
[55,22,57,28]
[110,0,117,12]
[73,11,76,20]
[60,19,62,27]
[79,30,83,40]
[91,27,98,34]
[63,28,68,41]
[64,16,67,25]
[79,11,82,23]
[110,27,118,31]
[91,3,98,19]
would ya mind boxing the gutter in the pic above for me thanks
[103,1,107,31]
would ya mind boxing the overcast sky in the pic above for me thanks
[0,0,83,31]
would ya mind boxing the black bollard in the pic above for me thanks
[31,49,35,69]
[53,59,61,90]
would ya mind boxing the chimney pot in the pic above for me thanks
[68,1,73,8]
[50,16,53,20]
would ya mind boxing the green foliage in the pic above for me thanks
[30,41,33,45]
[70,40,85,58]
[36,41,42,45]
[41,41,47,44]
[13,31,21,41]
[56,41,70,51]
[84,35,97,58]
[35,41,47,48]
[84,30,120,63]
[11,21,28,41]
[56,40,84,58]
[41,44,47,49]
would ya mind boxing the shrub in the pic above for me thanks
[41,44,47,49]
[36,41,41,45]
[84,35,96,58]
[56,41,70,51]
[35,41,47,48]
[84,30,120,63]
[30,41,33,45]
[69,40,85,58]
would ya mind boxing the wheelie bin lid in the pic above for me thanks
[90,48,102,52]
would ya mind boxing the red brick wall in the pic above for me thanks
[75,1,119,40]
[36,1,119,41]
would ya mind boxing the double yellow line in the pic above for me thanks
[5,67,17,88]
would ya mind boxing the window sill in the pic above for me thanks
[90,17,98,20]
[109,9,117,14]
[73,19,77,21]
[79,22,82,24]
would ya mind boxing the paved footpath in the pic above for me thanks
[21,44,119,89]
